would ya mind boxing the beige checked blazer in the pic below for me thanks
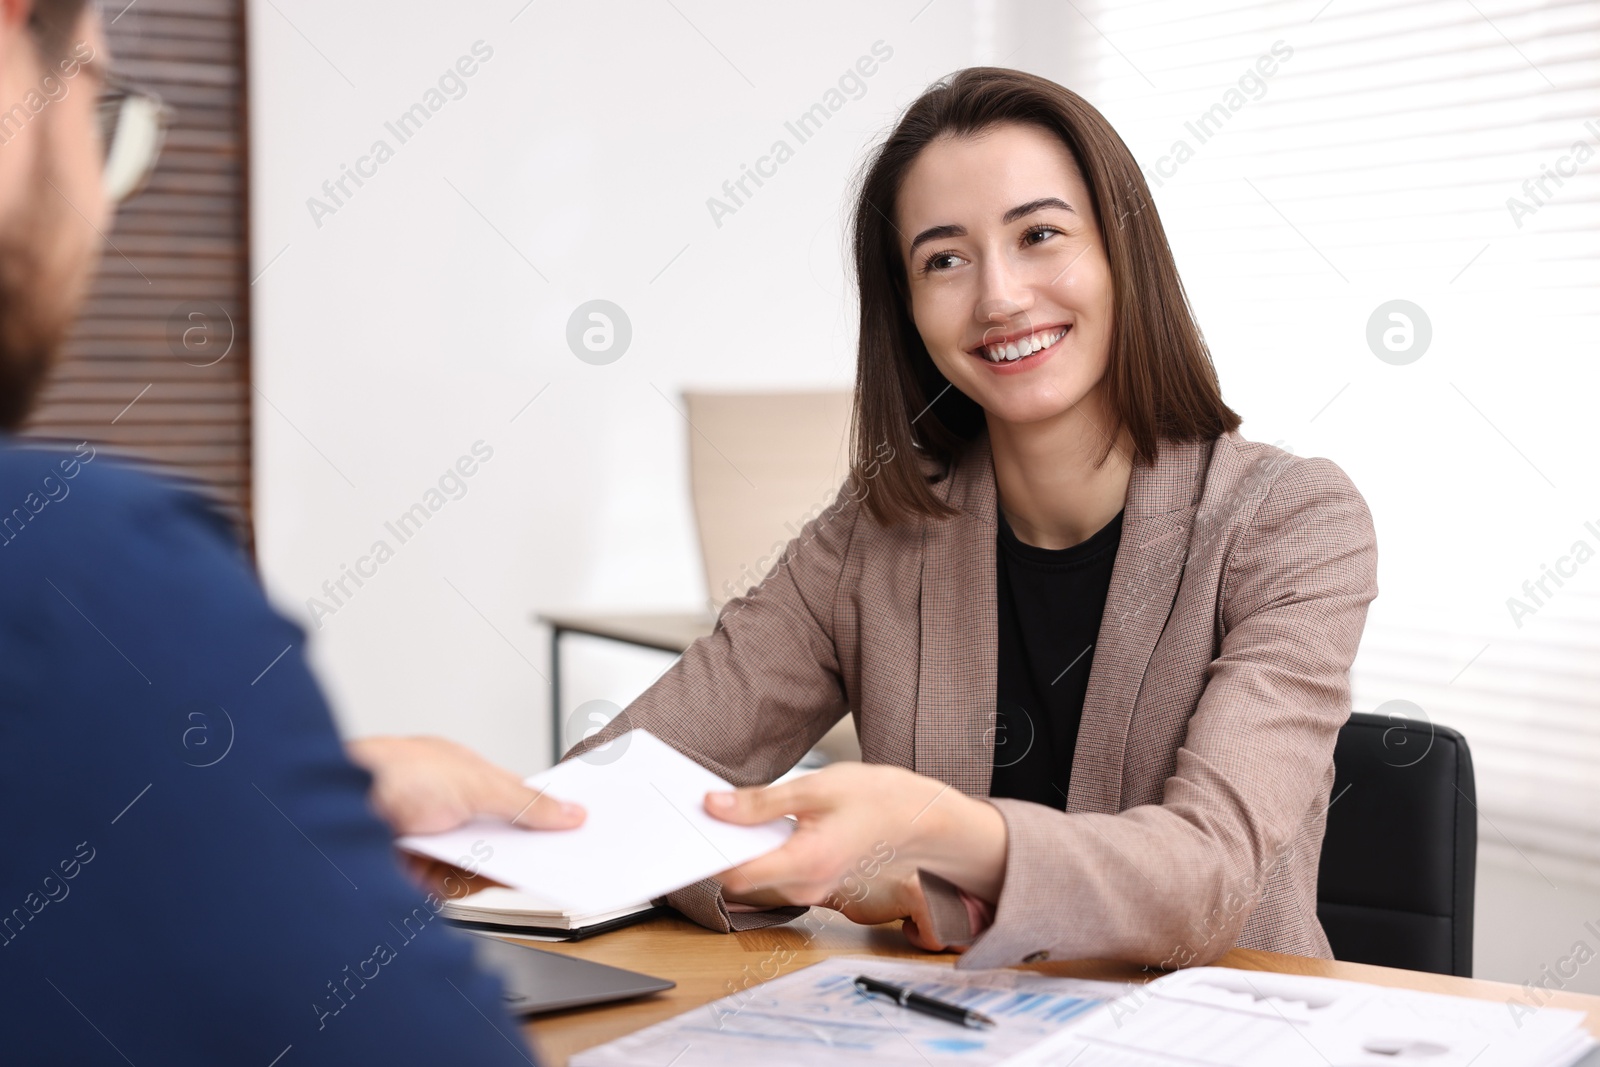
[566,429,1378,971]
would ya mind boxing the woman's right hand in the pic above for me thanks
[345,735,585,836]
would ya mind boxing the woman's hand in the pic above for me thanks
[705,762,1007,921]
[345,735,585,836]
[832,864,963,952]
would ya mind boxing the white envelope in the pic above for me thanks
[398,729,792,914]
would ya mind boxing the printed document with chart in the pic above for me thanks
[571,955,1132,1066]
[1000,966,1594,1067]
[574,957,1595,1067]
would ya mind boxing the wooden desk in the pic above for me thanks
[517,912,1600,1065]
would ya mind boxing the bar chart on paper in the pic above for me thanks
[999,968,1595,1067]
[572,956,1131,1067]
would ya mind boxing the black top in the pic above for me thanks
[989,504,1125,810]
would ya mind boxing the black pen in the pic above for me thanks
[853,975,998,1030]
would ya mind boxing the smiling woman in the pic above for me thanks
[850,71,1240,533]
[564,67,1379,974]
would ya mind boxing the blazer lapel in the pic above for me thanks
[1065,436,1211,814]
[914,434,1000,798]
[911,430,1213,810]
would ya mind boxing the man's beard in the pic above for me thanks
[0,145,79,433]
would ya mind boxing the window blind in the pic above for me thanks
[1004,0,1600,884]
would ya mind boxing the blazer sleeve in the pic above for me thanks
[562,482,867,932]
[934,456,1379,969]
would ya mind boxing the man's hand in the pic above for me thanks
[345,735,585,836]
[398,852,504,901]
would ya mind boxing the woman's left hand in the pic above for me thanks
[830,864,963,952]
[705,761,1008,918]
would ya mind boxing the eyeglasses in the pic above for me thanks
[96,75,172,205]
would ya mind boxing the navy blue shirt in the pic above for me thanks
[0,438,538,1065]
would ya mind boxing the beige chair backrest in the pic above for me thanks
[683,389,864,764]
[683,390,855,612]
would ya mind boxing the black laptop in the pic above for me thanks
[464,931,674,1014]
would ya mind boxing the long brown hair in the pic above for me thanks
[849,67,1240,525]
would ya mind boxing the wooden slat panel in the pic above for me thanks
[49,339,243,359]
[69,290,240,314]
[40,354,242,375]
[105,14,234,44]
[79,273,246,292]
[114,0,239,19]
[20,1,252,550]
[24,406,246,431]
[30,389,248,410]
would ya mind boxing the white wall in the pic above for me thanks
[251,0,1599,991]
[247,1,984,771]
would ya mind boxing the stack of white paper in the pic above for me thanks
[398,730,792,915]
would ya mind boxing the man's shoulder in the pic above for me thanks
[0,438,234,557]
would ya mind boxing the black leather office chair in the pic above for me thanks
[1316,710,1477,977]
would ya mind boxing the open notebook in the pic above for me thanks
[441,887,663,942]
